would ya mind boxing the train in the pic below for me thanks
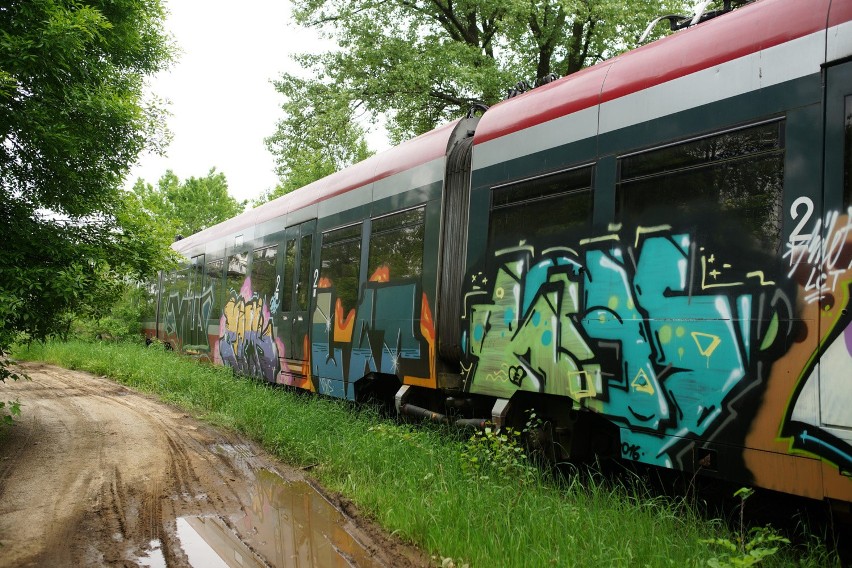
[143,0,852,505]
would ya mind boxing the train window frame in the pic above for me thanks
[320,222,364,313]
[251,245,279,303]
[190,254,205,295]
[487,163,595,251]
[615,118,786,249]
[282,238,297,312]
[844,95,851,208]
[297,233,313,310]
[205,258,224,319]
[368,205,426,281]
[226,250,248,295]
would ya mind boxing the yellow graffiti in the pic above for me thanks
[569,370,597,399]
[633,224,672,248]
[691,332,721,358]
[631,368,655,395]
[221,294,273,353]
[745,271,776,285]
[580,234,619,245]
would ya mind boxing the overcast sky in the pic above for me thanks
[128,2,703,204]
[125,1,333,203]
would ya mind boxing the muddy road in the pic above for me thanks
[0,362,426,567]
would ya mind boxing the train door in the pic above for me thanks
[280,220,316,378]
[818,60,852,440]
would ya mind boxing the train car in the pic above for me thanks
[144,0,852,505]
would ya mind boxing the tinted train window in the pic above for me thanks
[321,224,362,312]
[226,251,247,294]
[174,269,190,298]
[191,254,205,291]
[282,239,296,312]
[298,234,313,310]
[845,96,851,208]
[489,166,593,250]
[160,271,174,322]
[617,121,785,248]
[369,207,425,280]
[251,246,278,302]
[140,278,158,320]
[206,259,224,318]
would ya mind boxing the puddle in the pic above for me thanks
[136,539,166,568]
[173,470,382,567]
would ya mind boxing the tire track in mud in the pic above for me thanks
[0,362,427,567]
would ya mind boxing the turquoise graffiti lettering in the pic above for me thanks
[462,227,793,467]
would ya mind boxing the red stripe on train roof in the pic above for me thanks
[175,121,457,251]
[474,0,834,146]
[829,0,852,27]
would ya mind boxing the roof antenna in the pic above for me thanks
[639,1,748,43]
[690,0,715,26]
[638,14,689,43]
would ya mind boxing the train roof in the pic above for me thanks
[174,119,459,254]
[473,0,844,146]
[174,0,852,256]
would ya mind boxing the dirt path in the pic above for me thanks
[0,362,427,567]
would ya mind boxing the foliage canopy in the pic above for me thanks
[264,0,692,197]
[0,0,175,365]
[131,168,247,238]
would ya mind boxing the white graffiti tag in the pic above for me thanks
[784,202,852,304]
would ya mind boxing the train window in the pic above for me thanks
[282,239,296,312]
[369,207,425,280]
[251,246,278,302]
[159,271,174,321]
[617,120,785,248]
[845,96,851,208]
[488,166,593,250]
[321,224,362,313]
[174,269,190,299]
[297,234,312,310]
[226,251,247,294]
[140,279,158,320]
[205,259,224,318]
[190,254,205,297]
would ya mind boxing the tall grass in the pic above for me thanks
[12,340,837,567]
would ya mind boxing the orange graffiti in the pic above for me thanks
[333,297,356,343]
[404,293,436,388]
[298,334,314,391]
[369,265,390,282]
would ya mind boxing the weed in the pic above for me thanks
[12,340,837,568]
[459,425,536,483]
[702,488,790,567]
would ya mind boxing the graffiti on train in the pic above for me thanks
[783,199,852,305]
[781,206,852,474]
[460,225,796,468]
[218,277,283,382]
[311,266,435,399]
[163,286,214,352]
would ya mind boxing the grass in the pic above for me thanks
[10,340,839,567]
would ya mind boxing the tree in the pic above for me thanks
[267,0,693,172]
[261,77,373,203]
[132,168,247,237]
[0,0,174,381]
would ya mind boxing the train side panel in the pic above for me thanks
[158,122,463,402]
[461,0,852,502]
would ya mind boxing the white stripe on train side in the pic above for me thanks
[472,25,837,172]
